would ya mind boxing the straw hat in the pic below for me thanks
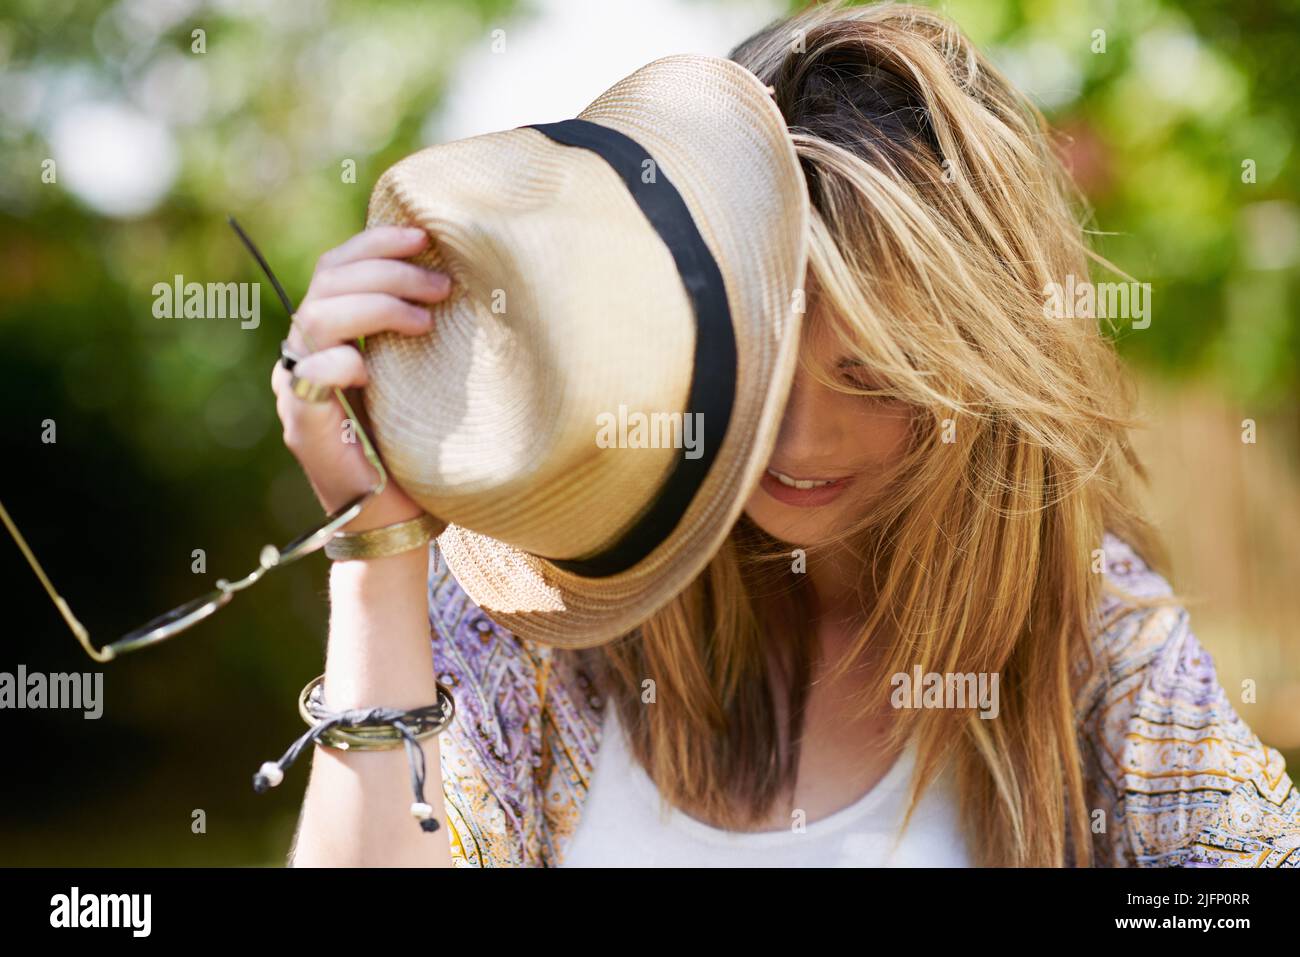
[361,54,808,648]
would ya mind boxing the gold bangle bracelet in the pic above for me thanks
[324,512,441,562]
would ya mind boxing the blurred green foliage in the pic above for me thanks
[0,0,1296,864]
[940,0,1300,405]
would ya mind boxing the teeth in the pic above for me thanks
[768,469,834,490]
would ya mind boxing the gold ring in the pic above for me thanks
[289,373,333,403]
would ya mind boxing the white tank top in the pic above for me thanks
[561,706,972,867]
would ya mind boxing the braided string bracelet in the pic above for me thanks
[253,674,456,833]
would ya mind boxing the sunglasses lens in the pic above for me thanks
[109,588,234,656]
[276,489,374,564]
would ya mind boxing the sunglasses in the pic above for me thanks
[0,217,387,663]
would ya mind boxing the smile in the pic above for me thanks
[759,468,853,508]
[766,468,836,489]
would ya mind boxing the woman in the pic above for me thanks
[278,2,1300,867]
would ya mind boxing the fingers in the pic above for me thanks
[271,227,444,519]
[272,344,368,395]
[293,346,370,390]
[309,257,451,305]
[287,293,434,354]
[272,345,370,455]
[315,225,429,271]
[288,225,448,354]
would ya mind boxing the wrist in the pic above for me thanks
[325,552,438,709]
[343,487,426,533]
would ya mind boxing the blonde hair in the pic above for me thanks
[591,1,1168,867]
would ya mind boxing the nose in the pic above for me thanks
[771,365,837,465]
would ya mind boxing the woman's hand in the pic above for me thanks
[271,225,450,531]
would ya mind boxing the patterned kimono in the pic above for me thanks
[425,534,1300,867]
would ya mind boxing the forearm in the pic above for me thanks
[290,545,453,867]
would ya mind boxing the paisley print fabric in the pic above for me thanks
[426,535,1300,867]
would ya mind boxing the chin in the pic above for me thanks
[742,488,845,549]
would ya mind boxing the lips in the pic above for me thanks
[759,467,853,508]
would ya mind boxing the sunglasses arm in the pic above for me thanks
[0,499,115,663]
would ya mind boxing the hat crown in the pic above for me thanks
[362,55,808,575]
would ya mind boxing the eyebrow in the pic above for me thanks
[835,357,878,381]
[833,359,901,399]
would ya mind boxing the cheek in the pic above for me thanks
[819,391,911,471]
[853,403,912,465]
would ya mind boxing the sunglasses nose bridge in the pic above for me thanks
[217,561,273,595]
